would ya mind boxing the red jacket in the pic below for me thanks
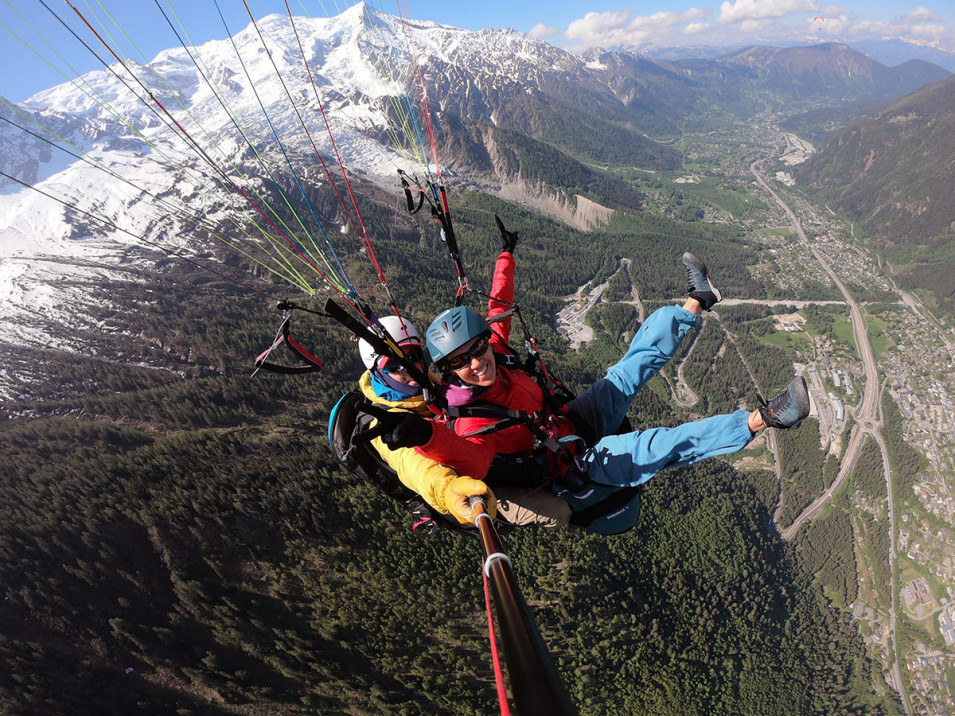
[419,251,575,479]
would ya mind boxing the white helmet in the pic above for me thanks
[359,315,424,369]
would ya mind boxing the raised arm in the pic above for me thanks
[487,216,518,345]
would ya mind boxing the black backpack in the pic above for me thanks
[328,391,478,536]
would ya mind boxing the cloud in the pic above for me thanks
[630,8,708,32]
[529,23,560,39]
[564,7,710,48]
[717,0,819,25]
[844,6,955,52]
[901,7,941,24]
[565,10,634,42]
[553,0,955,56]
[738,18,773,33]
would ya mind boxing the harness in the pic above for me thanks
[330,321,642,536]
[442,351,590,485]
[446,399,587,490]
[441,351,643,534]
[253,312,324,375]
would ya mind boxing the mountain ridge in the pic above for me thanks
[799,72,955,317]
[716,42,951,101]
[1,4,951,374]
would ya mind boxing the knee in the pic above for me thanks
[546,498,573,529]
[496,491,572,528]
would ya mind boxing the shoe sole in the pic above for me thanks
[682,252,723,304]
[765,376,811,429]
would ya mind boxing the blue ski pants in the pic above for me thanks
[567,305,754,489]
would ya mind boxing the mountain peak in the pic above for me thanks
[1,5,951,360]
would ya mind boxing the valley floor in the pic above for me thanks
[562,123,955,715]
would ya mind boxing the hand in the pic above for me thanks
[442,477,497,524]
[495,215,519,254]
[373,410,434,450]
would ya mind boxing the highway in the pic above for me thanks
[750,160,911,716]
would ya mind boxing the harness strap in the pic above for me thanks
[447,401,587,489]
[457,418,527,439]
[254,315,323,375]
[350,402,418,445]
[399,173,426,215]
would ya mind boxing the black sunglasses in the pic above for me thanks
[443,337,490,371]
[381,346,425,374]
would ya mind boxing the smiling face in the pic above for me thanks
[445,335,496,387]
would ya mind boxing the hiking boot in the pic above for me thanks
[682,252,722,311]
[759,376,810,429]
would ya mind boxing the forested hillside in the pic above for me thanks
[798,74,955,319]
[0,192,900,714]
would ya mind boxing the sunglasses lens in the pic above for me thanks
[446,337,488,370]
[381,346,424,374]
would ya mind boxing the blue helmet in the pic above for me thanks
[426,307,490,365]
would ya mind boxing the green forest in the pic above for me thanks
[0,189,901,715]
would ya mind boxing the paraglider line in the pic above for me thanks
[62,0,340,296]
[0,169,276,301]
[281,1,394,297]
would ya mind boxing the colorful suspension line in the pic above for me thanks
[349,2,433,173]
[281,0,397,308]
[75,0,346,296]
[371,0,465,298]
[14,1,421,349]
[146,0,348,292]
[247,1,424,336]
[242,2,362,252]
[394,0,442,180]
[0,13,319,294]
[0,110,316,293]
[215,0,357,297]
[1,5,265,239]
[61,0,357,300]
[0,168,277,302]
[95,0,330,279]
[282,0,465,309]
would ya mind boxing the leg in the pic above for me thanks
[494,486,572,528]
[567,305,699,439]
[577,410,754,488]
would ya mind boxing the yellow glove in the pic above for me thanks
[442,477,497,525]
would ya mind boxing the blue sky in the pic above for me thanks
[2,0,953,102]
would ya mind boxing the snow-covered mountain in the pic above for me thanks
[0,5,453,380]
[1,3,950,399]
[0,2,659,396]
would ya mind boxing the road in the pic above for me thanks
[751,160,911,716]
